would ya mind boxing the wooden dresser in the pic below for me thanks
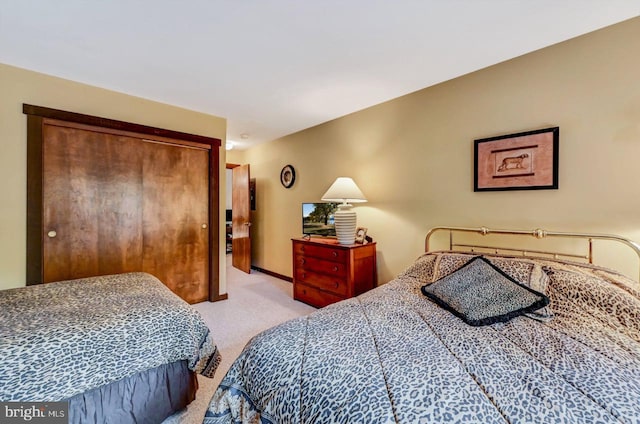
[292,238,377,308]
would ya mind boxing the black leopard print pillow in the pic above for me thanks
[430,252,554,321]
[421,256,550,326]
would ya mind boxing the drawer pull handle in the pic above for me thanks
[302,272,306,278]
[334,282,339,289]
[333,266,338,272]
[301,246,305,252]
[301,258,306,264]
[332,251,338,257]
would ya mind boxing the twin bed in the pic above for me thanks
[0,272,220,423]
[2,226,639,423]
[204,227,640,423]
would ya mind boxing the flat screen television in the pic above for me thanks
[302,202,338,237]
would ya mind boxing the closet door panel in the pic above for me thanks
[43,125,144,282]
[142,142,209,304]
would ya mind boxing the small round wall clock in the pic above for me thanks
[280,164,296,188]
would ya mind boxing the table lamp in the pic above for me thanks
[321,177,367,245]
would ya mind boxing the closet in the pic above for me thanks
[25,104,223,304]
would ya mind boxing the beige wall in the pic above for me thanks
[241,17,640,283]
[0,63,229,292]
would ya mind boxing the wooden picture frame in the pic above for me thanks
[355,227,368,244]
[474,127,559,192]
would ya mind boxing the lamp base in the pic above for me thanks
[334,205,357,245]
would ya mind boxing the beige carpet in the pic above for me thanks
[163,255,316,424]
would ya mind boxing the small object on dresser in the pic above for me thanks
[355,227,368,244]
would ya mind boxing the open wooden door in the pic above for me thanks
[232,164,252,273]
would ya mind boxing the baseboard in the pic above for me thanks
[251,266,293,282]
[210,293,228,302]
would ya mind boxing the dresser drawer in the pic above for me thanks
[294,282,344,308]
[293,242,347,263]
[294,255,347,277]
[295,268,348,296]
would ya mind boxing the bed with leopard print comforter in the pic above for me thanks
[0,272,221,403]
[204,252,640,424]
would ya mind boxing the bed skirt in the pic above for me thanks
[67,360,197,424]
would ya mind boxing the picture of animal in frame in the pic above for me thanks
[497,153,529,171]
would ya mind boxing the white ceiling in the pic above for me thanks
[1,1,638,149]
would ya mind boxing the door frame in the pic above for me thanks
[24,104,226,302]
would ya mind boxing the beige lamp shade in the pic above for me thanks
[321,177,367,205]
[321,177,367,245]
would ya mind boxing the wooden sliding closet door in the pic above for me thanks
[43,125,144,283]
[142,141,210,304]
[25,104,223,303]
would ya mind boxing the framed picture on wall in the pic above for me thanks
[474,127,559,192]
[280,164,296,188]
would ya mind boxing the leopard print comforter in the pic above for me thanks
[205,253,640,424]
[0,272,221,401]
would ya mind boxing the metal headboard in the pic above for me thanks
[425,226,640,280]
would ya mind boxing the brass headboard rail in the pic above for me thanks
[425,226,640,279]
